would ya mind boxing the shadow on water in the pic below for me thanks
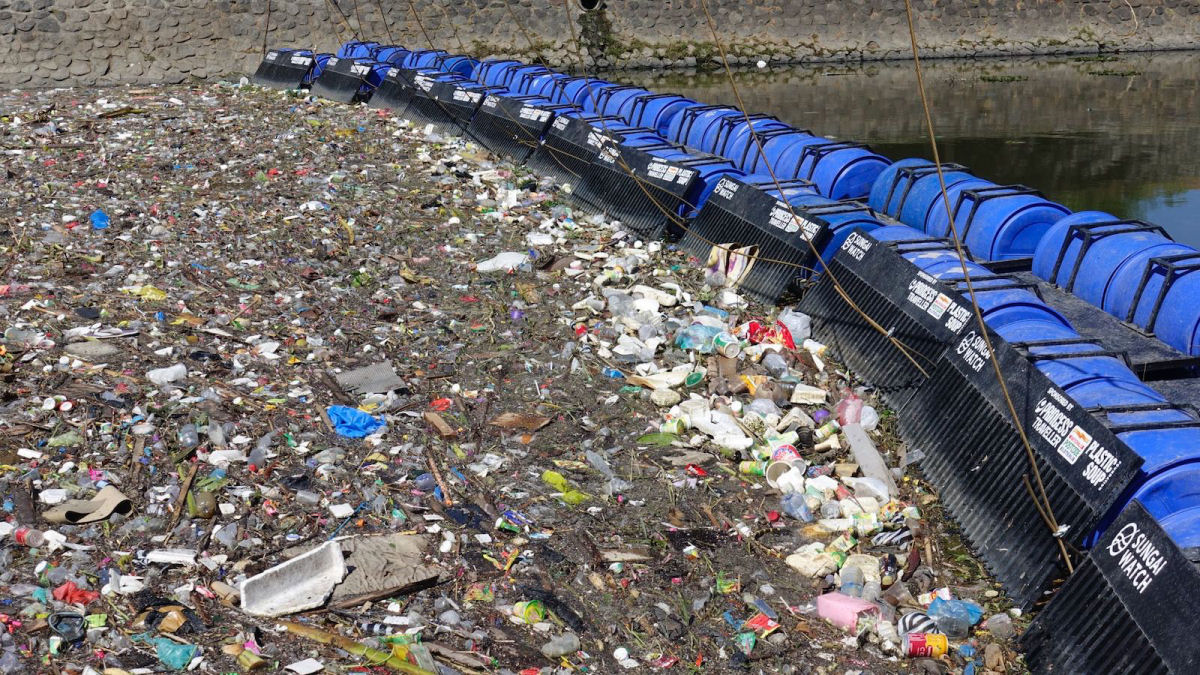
[626,52,1200,246]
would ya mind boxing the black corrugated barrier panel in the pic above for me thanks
[403,75,459,128]
[679,175,828,304]
[367,66,417,111]
[253,49,316,89]
[310,56,371,103]
[431,82,496,138]
[467,95,566,164]
[897,324,1143,609]
[526,114,624,191]
[582,140,725,241]
[1022,500,1200,673]
[797,232,975,408]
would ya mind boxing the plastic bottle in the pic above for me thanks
[207,420,227,448]
[12,526,45,547]
[820,500,842,519]
[927,598,972,638]
[839,566,865,598]
[876,619,900,647]
[780,493,813,522]
[675,324,721,353]
[177,424,199,449]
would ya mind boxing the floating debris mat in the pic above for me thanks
[1022,500,1200,673]
[896,325,1143,609]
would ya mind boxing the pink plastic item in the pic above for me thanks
[816,592,879,631]
[835,392,863,425]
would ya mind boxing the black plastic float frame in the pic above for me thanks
[896,321,1143,609]
[571,139,718,241]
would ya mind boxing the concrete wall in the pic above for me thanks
[2,0,1198,87]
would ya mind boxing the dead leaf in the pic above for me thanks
[488,412,552,431]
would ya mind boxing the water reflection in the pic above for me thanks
[626,53,1200,246]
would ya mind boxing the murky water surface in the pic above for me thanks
[629,52,1200,246]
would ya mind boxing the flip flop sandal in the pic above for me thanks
[42,485,133,524]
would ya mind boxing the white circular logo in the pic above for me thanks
[1108,523,1138,557]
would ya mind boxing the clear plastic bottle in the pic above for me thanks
[177,423,199,449]
[12,527,45,547]
[820,500,842,519]
[839,565,865,598]
[780,493,813,522]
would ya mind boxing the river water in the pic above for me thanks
[628,52,1200,247]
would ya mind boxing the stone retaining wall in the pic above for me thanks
[2,0,1198,87]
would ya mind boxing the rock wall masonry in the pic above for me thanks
[2,0,1198,87]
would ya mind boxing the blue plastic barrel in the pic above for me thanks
[868,159,977,230]
[372,46,410,65]
[993,319,1083,345]
[1126,259,1200,355]
[925,178,997,237]
[768,136,890,200]
[596,86,652,121]
[502,64,549,91]
[438,55,479,79]
[867,158,929,216]
[947,185,1071,261]
[869,224,933,244]
[685,108,743,152]
[473,59,523,86]
[405,49,447,69]
[306,54,333,84]
[524,72,568,97]
[716,117,793,169]
[1128,463,1200,547]
[1103,242,1197,322]
[664,105,733,148]
[741,129,817,175]
[337,41,379,59]
[1030,213,1180,318]
[624,94,698,137]
[576,82,621,113]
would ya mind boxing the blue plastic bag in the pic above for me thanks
[90,210,110,230]
[327,405,385,438]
